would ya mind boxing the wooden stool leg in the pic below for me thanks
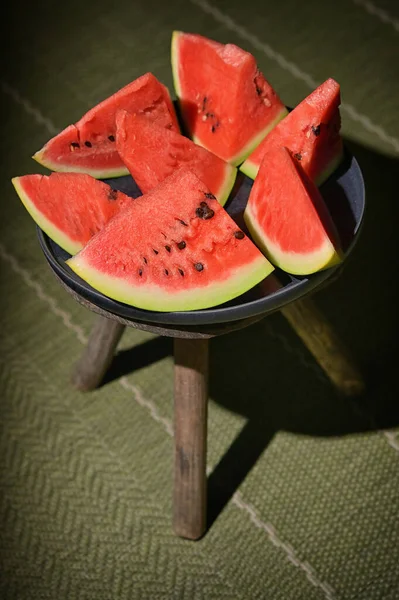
[72,315,125,391]
[281,297,365,396]
[173,338,208,540]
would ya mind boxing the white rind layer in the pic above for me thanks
[12,177,83,256]
[67,252,274,312]
[244,201,341,275]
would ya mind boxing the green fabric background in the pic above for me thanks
[1,0,399,598]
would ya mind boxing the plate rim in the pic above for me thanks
[36,151,365,327]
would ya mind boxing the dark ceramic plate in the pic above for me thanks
[37,148,365,326]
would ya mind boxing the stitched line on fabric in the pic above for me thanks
[0,243,339,600]
[352,0,399,33]
[0,329,240,599]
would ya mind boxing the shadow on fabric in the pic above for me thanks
[100,136,399,530]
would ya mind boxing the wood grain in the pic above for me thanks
[71,316,125,391]
[173,338,209,540]
[281,297,365,396]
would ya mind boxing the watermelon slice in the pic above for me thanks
[115,109,237,206]
[12,172,133,255]
[171,31,288,166]
[244,146,342,275]
[67,168,274,312]
[241,78,343,185]
[32,73,179,179]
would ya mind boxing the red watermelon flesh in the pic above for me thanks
[171,31,288,166]
[115,109,237,206]
[67,168,274,312]
[241,78,343,185]
[33,73,179,179]
[12,172,133,255]
[244,146,342,275]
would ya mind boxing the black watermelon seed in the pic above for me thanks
[196,203,215,220]
[164,269,169,275]
[234,231,245,239]
[311,125,321,136]
[108,135,115,142]
[178,269,184,276]
[177,241,186,250]
[204,192,216,200]
[294,153,302,161]
[153,249,159,255]
[202,97,207,111]
[138,269,143,277]
[143,257,148,264]
[211,125,216,133]
[179,219,188,226]
[165,245,171,252]
[84,141,92,148]
[194,263,204,272]
[108,189,118,201]
[70,142,80,150]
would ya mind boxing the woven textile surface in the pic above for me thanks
[1,1,399,598]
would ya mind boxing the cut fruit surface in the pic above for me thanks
[244,146,342,275]
[12,172,133,255]
[33,73,179,179]
[115,110,237,205]
[67,168,274,311]
[241,78,343,185]
[171,31,288,165]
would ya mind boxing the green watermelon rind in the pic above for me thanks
[11,177,83,256]
[239,156,260,180]
[32,147,130,180]
[66,252,274,312]
[244,202,342,276]
[217,163,238,206]
[171,31,183,100]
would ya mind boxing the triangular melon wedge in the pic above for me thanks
[67,168,274,312]
[11,172,133,255]
[33,73,179,179]
[171,31,288,166]
[241,78,343,185]
[244,146,343,275]
[115,109,237,206]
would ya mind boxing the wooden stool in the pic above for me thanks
[54,271,364,540]
[38,146,366,539]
